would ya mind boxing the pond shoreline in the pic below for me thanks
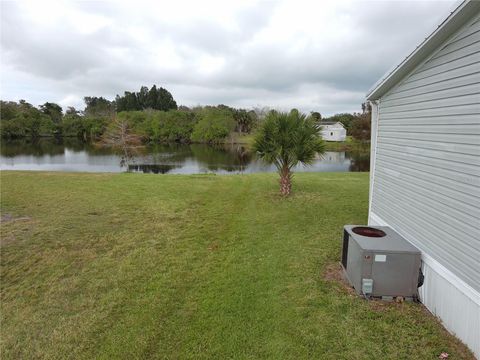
[1,133,368,150]
[1,138,370,174]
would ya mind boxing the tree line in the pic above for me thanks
[0,84,371,143]
[321,102,371,142]
[0,102,259,144]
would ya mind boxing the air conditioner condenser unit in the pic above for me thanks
[341,225,422,300]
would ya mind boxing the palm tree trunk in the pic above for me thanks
[279,166,292,196]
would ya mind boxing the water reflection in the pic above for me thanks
[349,150,371,172]
[128,164,182,174]
[0,138,370,174]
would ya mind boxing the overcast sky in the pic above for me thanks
[1,0,457,115]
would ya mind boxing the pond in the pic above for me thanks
[0,138,370,174]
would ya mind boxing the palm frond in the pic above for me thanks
[253,110,325,172]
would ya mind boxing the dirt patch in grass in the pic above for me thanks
[323,263,413,311]
[1,213,34,246]
[208,242,219,251]
[0,233,17,246]
[323,262,356,295]
[1,213,32,224]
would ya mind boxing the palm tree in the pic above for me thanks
[253,110,325,196]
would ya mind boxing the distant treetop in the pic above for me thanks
[115,85,177,112]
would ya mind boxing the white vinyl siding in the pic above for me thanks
[371,15,480,293]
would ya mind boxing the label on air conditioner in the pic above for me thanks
[375,254,387,262]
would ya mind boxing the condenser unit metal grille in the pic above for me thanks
[341,230,349,269]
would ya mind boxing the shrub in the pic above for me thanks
[83,116,109,139]
[62,113,85,138]
[0,101,55,138]
[191,108,236,144]
[233,109,258,133]
[117,111,149,136]
[350,114,371,142]
[1,117,27,138]
[147,110,197,143]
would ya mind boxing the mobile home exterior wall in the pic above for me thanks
[367,3,480,357]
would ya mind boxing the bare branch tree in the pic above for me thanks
[100,116,143,170]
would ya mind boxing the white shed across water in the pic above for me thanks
[366,0,480,357]
[320,121,347,142]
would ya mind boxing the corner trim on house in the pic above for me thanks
[368,100,379,215]
[368,212,480,306]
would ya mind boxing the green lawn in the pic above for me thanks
[0,171,473,359]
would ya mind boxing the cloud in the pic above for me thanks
[0,0,456,115]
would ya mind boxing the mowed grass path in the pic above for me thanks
[0,171,473,359]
